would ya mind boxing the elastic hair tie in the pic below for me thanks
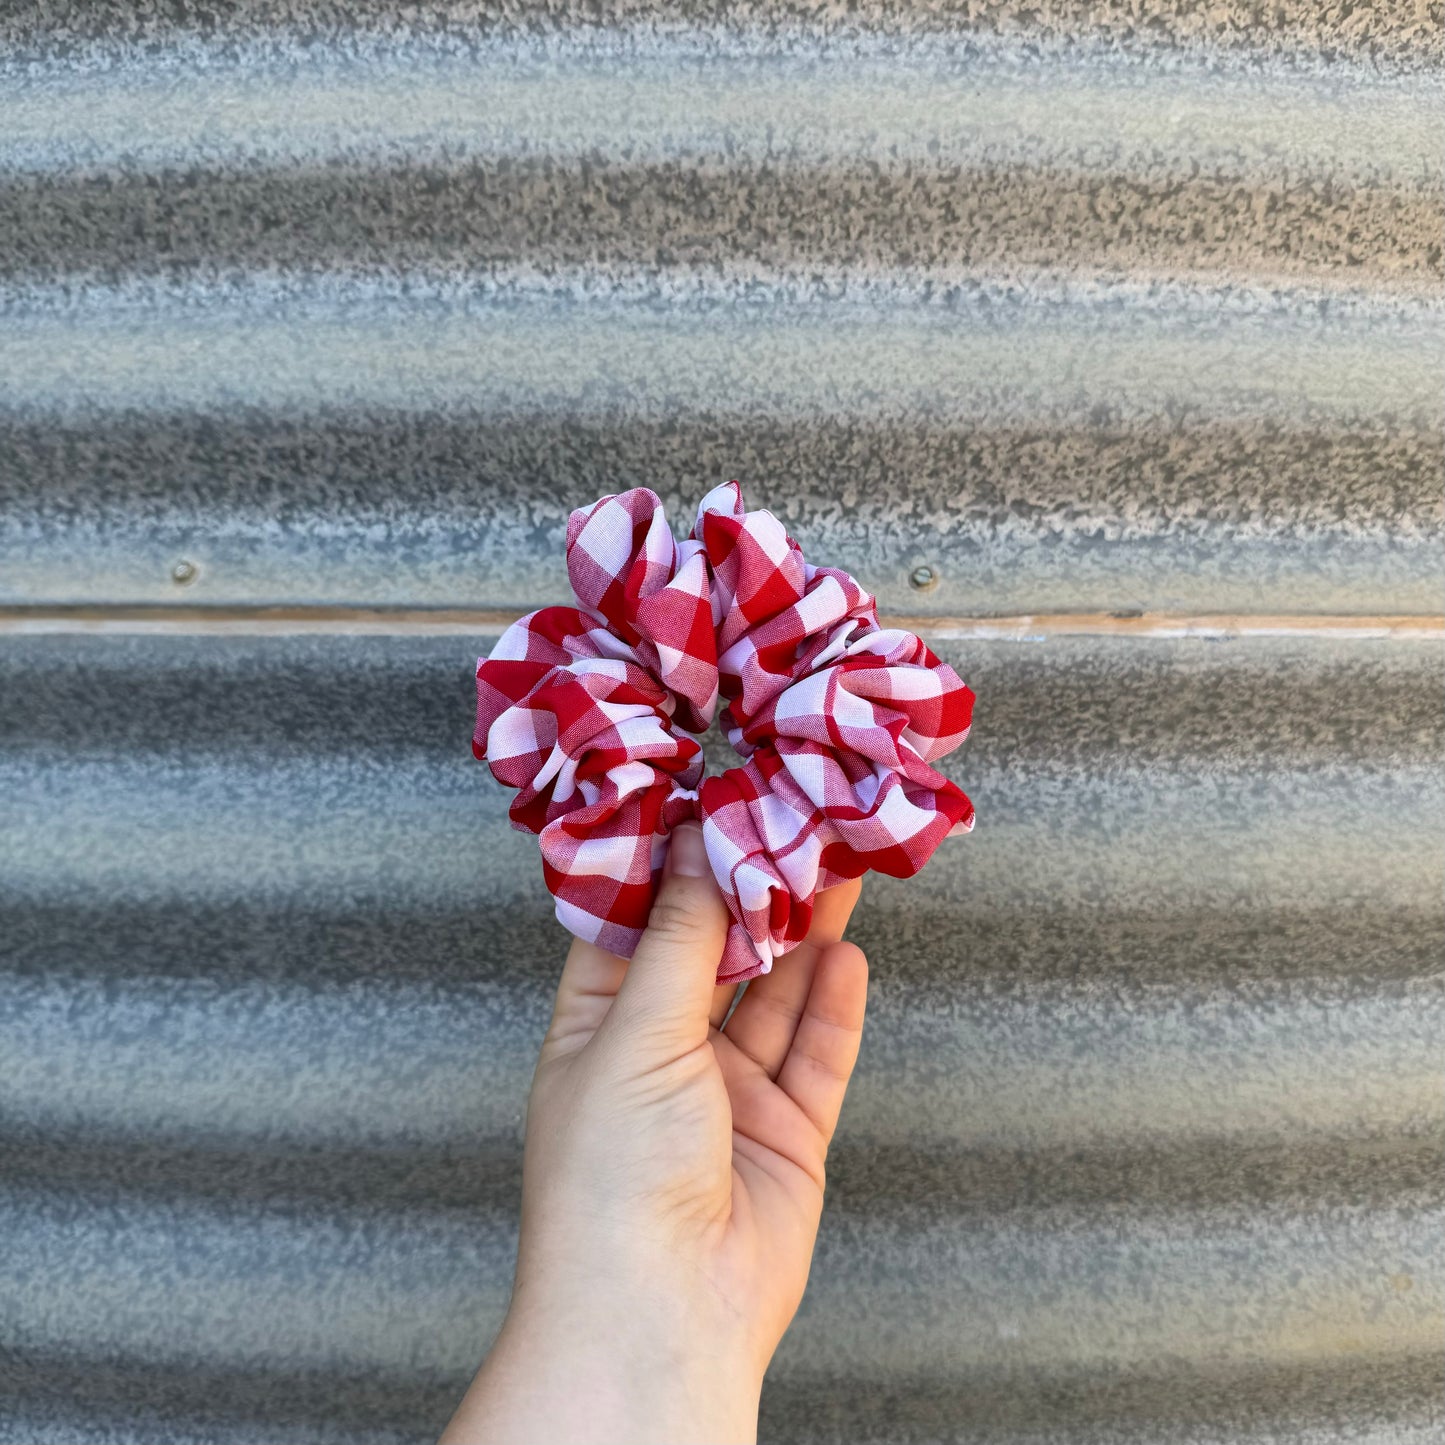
[473,482,975,984]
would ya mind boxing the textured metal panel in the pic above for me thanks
[1,3,1442,1443]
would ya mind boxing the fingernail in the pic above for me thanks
[668,822,710,878]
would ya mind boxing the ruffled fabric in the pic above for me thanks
[472,604,703,958]
[565,486,719,735]
[474,484,975,983]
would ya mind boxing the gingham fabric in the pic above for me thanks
[474,483,976,984]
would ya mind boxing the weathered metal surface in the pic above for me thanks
[2,16,1442,617]
[2,634,1441,1441]
[1,1,1442,1442]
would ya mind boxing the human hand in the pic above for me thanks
[439,821,869,1445]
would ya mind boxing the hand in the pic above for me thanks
[440,821,869,1445]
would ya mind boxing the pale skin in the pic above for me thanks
[439,820,869,1445]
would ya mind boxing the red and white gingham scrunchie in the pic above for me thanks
[473,483,975,984]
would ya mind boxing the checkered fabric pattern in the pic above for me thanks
[474,484,975,984]
[566,486,719,735]
[472,603,705,958]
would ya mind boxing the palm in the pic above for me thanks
[541,879,867,1346]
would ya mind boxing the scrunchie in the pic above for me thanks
[473,482,975,984]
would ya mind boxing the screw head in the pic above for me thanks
[171,559,198,586]
[909,564,938,591]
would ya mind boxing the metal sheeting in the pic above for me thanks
[3,632,1442,1443]
[1,3,1442,1443]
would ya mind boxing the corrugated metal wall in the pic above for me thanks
[2,3,1442,1442]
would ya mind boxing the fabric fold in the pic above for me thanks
[474,603,704,957]
[566,488,719,734]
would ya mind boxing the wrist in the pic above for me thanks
[447,1272,763,1445]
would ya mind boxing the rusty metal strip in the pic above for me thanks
[1,606,1440,641]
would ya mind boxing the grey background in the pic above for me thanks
[1,2,1442,1442]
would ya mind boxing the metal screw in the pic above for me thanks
[909,564,938,591]
[171,559,198,586]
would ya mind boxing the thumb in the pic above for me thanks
[598,821,729,1063]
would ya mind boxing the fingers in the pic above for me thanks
[547,832,736,1048]
[544,936,629,1051]
[797,875,864,951]
[710,981,741,1031]
[597,822,729,1064]
[548,938,732,1054]
[722,877,863,1079]
[777,941,869,1147]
